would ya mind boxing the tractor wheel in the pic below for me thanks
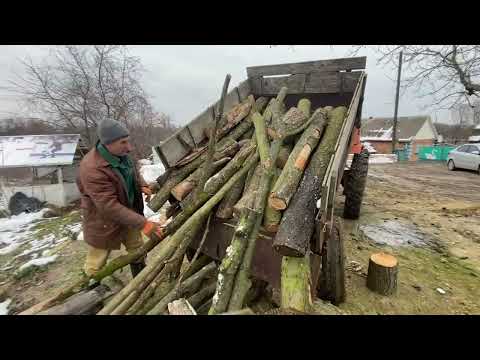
[317,217,346,305]
[343,148,369,220]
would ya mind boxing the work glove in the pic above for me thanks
[142,221,164,238]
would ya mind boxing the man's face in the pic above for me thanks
[105,137,133,157]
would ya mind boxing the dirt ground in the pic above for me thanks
[336,161,480,315]
[1,160,479,315]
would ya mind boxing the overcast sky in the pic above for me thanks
[0,45,450,126]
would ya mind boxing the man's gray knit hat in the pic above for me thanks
[97,118,130,145]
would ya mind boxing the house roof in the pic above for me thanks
[361,116,434,141]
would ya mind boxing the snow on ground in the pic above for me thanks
[0,298,11,315]
[18,255,58,272]
[0,209,48,248]
[139,160,165,184]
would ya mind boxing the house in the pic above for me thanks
[0,134,83,210]
[361,115,439,161]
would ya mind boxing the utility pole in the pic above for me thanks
[392,50,403,153]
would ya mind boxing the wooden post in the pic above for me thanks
[392,51,403,154]
[366,252,398,296]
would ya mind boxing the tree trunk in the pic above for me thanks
[269,108,328,211]
[366,252,398,296]
[273,106,347,257]
[280,255,312,313]
[168,298,197,315]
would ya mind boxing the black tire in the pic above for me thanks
[317,217,345,305]
[447,159,456,171]
[343,149,369,220]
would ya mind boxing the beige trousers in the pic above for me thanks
[83,228,145,277]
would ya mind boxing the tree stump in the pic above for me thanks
[366,253,398,295]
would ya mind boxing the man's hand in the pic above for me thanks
[142,184,159,202]
[142,221,164,238]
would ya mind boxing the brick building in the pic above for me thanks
[361,116,439,161]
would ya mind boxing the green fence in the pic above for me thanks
[418,146,455,161]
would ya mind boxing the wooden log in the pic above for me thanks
[269,108,328,210]
[38,279,123,315]
[263,167,282,233]
[210,111,279,314]
[273,106,347,257]
[148,138,239,212]
[147,262,217,315]
[216,172,247,219]
[168,298,197,315]
[196,298,213,315]
[366,252,398,296]
[214,95,255,140]
[297,98,311,118]
[280,255,312,313]
[171,157,231,201]
[276,143,293,169]
[186,281,217,309]
[233,163,263,217]
[180,143,255,210]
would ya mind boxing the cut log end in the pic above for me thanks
[268,196,287,211]
[367,252,398,296]
[273,244,304,258]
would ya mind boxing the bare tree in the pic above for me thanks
[349,45,480,110]
[7,45,172,152]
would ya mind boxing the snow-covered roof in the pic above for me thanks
[361,116,434,141]
[0,134,80,168]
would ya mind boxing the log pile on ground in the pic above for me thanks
[22,74,352,315]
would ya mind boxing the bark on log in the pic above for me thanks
[273,106,347,257]
[186,281,217,309]
[366,252,398,296]
[149,139,239,212]
[214,95,255,140]
[171,157,231,201]
[38,279,123,315]
[233,163,263,217]
[180,143,255,210]
[147,262,217,315]
[276,143,293,169]
[168,298,197,315]
[263,167,282,233]
[280,255,312,313]
[197,298,213,315]
[269,108,328,211]
[216,172,247,219]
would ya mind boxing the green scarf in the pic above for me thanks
[96,142,137,207]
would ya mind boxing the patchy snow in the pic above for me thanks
[0,299,12,315]
[139,163,165,184]
[362,142,377,154]
[18,255,57,272]
[0,209,48,246]
[369,154,397,164]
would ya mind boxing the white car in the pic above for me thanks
[447,143,480,174]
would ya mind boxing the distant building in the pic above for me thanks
[361,116,439,161]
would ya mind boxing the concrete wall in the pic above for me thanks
[3,182,80,207]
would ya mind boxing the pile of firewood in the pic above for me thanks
[22,74,349,315]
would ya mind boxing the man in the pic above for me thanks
[77,118,163,280]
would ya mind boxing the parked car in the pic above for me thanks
[447,143,480,173]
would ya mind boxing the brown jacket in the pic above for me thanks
[77,147,147,250]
